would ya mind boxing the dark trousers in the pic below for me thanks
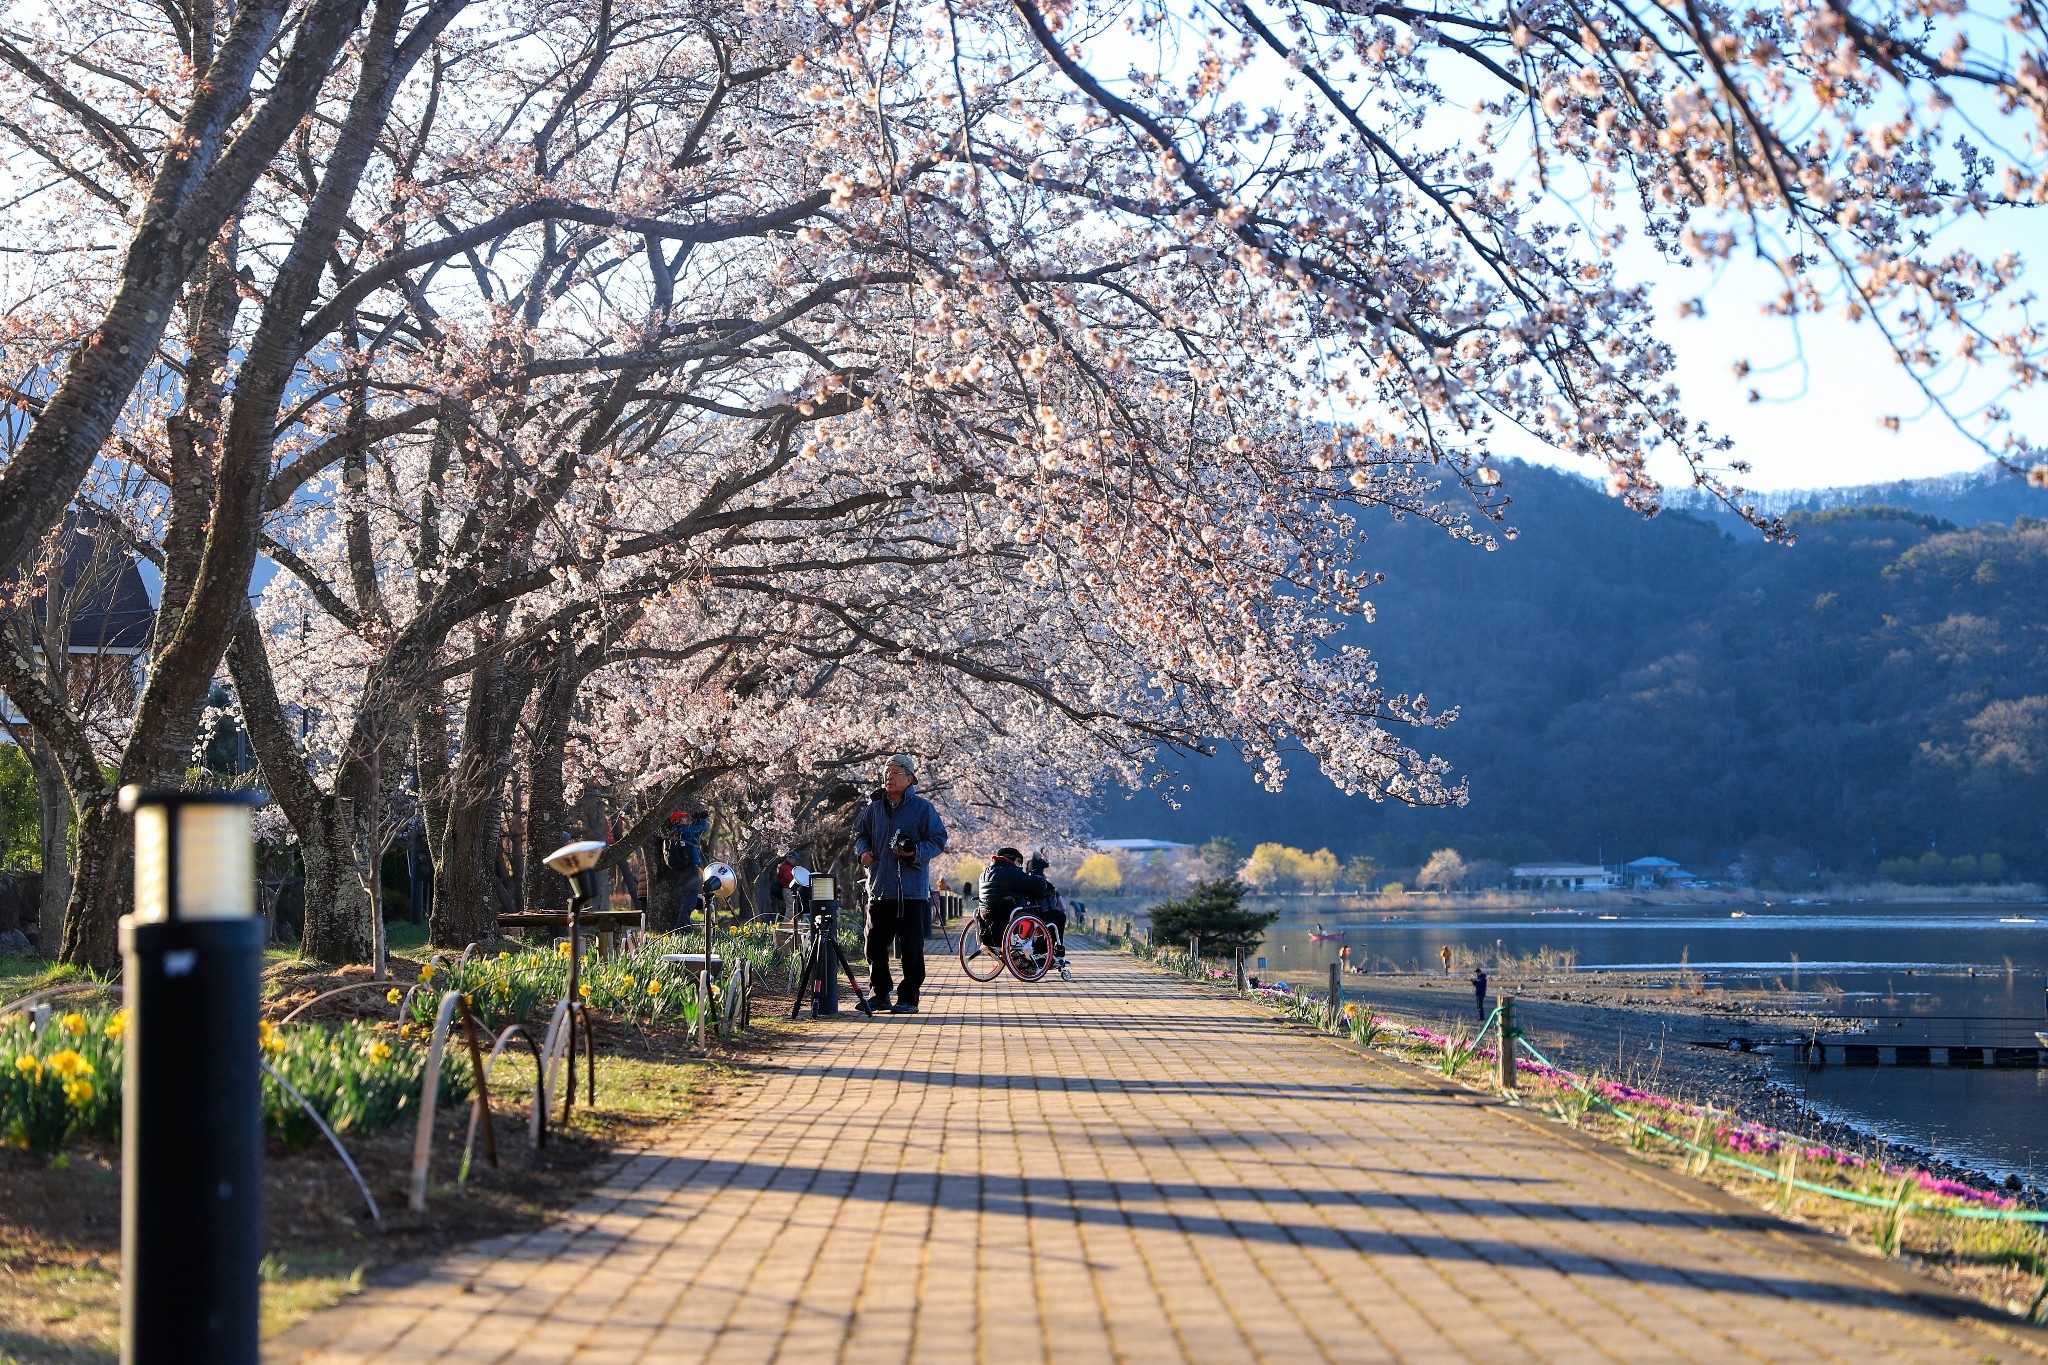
[867,897,929,1003]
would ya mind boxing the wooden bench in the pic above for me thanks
[495,909,646,955]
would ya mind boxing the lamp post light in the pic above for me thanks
[542,840,606,1119]
[118,785,267,1365]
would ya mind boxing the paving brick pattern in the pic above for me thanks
[286,944,2022,1363]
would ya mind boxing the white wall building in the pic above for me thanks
[1511,863,1620,890]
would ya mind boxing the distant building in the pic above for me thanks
[1093,839,1194,856]
[1511,862,1619,890]
[0,513,153,728]
[1623,856,1679,887]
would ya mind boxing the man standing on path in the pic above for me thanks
[1440,944,1453,976]
[855,756,948,1015]
[1472,965,1489,1020]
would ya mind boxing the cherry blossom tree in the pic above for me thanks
[1,0,2041,966]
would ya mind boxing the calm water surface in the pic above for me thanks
[1235,899,2048,1180]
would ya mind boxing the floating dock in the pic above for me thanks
[1797,1042,2047,1068]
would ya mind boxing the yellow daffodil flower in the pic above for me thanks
[60,1012,85,1036]
[419,964,434,982]
[14,1054,41,1078]
[647,979,663,996]
[578,984,590,998]
[46,1050,92,1080]
[63,1078,94,1107]
[364,1041,393,1063]
[104,1010,128,1041]
[387,988,403,1004]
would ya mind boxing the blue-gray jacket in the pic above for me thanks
[853,789,948,900]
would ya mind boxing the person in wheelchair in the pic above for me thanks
[976,847,1071,977]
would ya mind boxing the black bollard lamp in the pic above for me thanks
[119,785,267,1365]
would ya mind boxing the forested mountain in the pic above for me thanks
[1096,463,2048,881]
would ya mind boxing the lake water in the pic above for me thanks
[1231,899,2048,1181]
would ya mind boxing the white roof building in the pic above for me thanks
[1511,863,1620,889]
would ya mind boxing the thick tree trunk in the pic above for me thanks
[429,642,527,949]
[26,738,71,955]
[522,736,570,915]
[519,643,600,914]
[415,684,452,856]
[299,802,372,964]
[58,790,125,971]
[227,607,374,963]
[646,860,683,933]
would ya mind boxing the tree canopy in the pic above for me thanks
[0,0,2042,963]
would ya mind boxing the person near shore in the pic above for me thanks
[1440,945,1453,976]
[854,755,948,1015]
[1471,966,1489,1019]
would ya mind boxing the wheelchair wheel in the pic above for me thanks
[959,919,1005,982]
[1004,914,1053,982]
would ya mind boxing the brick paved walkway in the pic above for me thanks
[280,944,2040,1363]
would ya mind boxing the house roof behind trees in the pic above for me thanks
[34,513,154,654]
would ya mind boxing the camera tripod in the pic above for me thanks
[791,907,878,1018]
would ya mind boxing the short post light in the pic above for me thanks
[542,840,606,1119]
[119,785,267,1365]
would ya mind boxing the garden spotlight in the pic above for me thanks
[702,861,738,900]
[541,839,608,1116]
[542,839,607,906]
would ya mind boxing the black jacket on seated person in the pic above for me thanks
[979,861,1055,919]
[977,861,1059,947]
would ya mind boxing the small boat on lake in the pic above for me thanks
[1308,924,1346,942]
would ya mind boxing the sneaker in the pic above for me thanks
[891,1000,920,1014]
[866,995,891,1015]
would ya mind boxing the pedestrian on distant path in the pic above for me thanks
[1440,944,1453,976]
[854,755,948,1015]
[1471,966,1488,1019]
